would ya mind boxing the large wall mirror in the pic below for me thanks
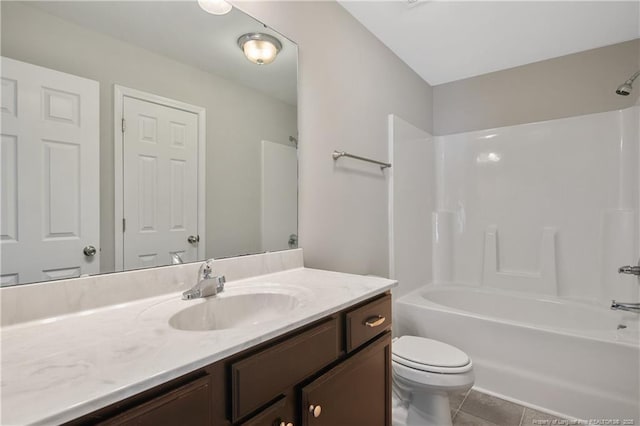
[0,1,298,286]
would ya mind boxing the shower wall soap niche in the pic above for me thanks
[482,226,558,295]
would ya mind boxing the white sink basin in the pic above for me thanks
[138,283,313,332]
[169,292,302,331]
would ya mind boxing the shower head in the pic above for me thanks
[616,82,633,96]
[616,71,640,96]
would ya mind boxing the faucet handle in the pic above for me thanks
[198,259,215,279]
[215,275,226,292]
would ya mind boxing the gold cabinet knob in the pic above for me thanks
[309,404,322,418]
[279,422,293,426]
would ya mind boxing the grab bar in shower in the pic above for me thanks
[332,150,391,169]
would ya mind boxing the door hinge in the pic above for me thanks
[121,118,126,133]
[123,218,126,232]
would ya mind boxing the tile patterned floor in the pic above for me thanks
[450,389,567,426]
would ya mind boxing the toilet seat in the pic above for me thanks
[392,336,472,374]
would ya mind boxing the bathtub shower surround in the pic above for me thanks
[393,106,640,421]
[388,114,435,301]
[434,106,639,304]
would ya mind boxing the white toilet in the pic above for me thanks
[392,336,475,426]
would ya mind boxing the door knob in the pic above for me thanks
[187,235,200,244]
[308,404,322,418]
[83,245,97,257]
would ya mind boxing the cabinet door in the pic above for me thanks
[232,318,340,421]
[301,332,391,426]
[240,395,296,426]
[98,376,211,426]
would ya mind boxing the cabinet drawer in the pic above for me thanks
[232,317,340,422]
[98,376,211,426]
[345,294,391,353]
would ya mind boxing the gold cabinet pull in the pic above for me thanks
[279,422,294,426]
[309,404,322,418]
[364,315,386,328]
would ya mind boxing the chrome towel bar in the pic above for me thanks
[332,150,391,169]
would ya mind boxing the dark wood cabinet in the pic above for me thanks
[97,376,212,426]
[231,317,341,421]
[301,332,391,426]
[69,292,391,426]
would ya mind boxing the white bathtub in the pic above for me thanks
[395,284,640,422]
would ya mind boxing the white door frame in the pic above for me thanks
[114,85,206,270]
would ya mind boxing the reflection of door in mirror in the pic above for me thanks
[1,1,297,285]
[261,140,297,252]
[1,57,100,286]
[115,87,205,270]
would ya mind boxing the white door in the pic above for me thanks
[0,57,100,286]
[261,140,298,252]
[122,96,200,269]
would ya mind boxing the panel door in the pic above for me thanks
[122,96,199,269]
[0,57,100,286]
[260,140,297,252]
[301,332,391,426]
[97,376,212,426]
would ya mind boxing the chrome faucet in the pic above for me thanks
[618,265,640,276]
[611,300,640,313]
[182,259,225,300]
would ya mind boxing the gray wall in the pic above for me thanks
[433,39,640,135]
[240,1,434,277]
[1,2,297,271]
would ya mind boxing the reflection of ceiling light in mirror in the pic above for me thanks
[476,152,501,164]
[237,33,282,65]
[198,0,232,15]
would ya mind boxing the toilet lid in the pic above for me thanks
[393,336,470,369]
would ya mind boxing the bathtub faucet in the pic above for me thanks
[618,265,640,276]
[610,300,640,313]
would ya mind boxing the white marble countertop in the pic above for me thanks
[1,267,396,426]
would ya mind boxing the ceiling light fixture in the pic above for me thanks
[197,0,232,15]
[237,33,282,65]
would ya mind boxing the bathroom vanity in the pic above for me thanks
[1,251,396,426]
[69,293,391,426]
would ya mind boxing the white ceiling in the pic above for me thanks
[339,1,640,86]
[29,1,298,105]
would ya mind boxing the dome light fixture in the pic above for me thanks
[197,0,232,15]
[237,33,282,65]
